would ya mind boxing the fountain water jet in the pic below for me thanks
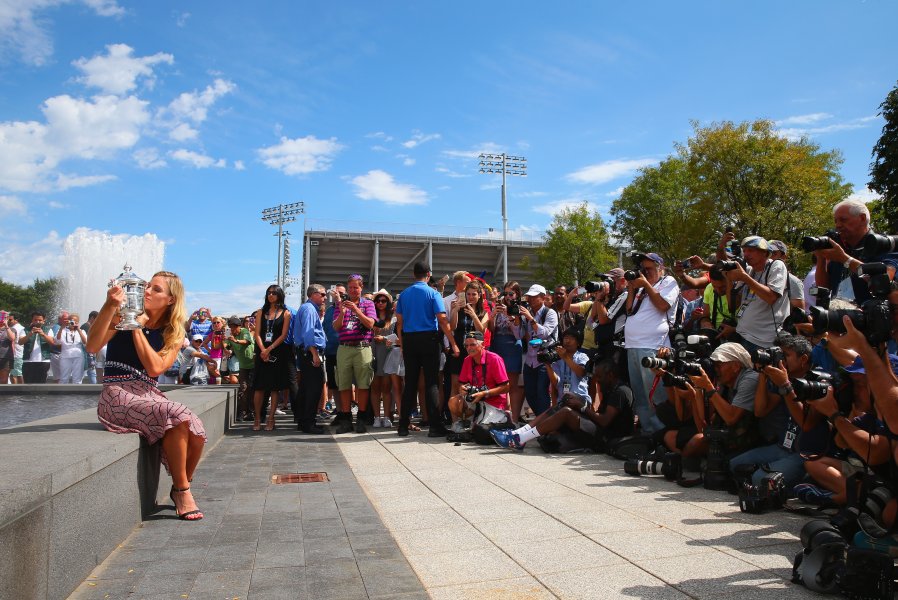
[59,228,165,318]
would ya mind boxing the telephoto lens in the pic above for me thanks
[641,356,673,370]
[624,270,639,281]
[801,236,834,252]
[752,346,785,368]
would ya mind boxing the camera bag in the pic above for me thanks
[606,435,656,461]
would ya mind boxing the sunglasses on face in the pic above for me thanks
[375,298,388,303]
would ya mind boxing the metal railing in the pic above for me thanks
[304,218,545,244]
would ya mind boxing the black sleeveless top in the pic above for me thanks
[104,328,165,383]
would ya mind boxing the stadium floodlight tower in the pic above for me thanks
[261,202,304,287]
[479,153,527,283]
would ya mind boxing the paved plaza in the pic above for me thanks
[68,416,820,599]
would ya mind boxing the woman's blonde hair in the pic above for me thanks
[153,271,187,356]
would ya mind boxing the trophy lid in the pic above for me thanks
[112,263,147,286]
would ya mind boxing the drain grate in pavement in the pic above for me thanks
[271,472,329,484]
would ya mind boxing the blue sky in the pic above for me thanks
[1,0,896,316]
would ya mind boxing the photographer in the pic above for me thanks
[53,313,88,384]
[544,327,590,405]
[699,265,737,341]
[728,335,818,490]
[688,342,761,456]
[178,334,219,385]
[768,240,806,311]
[520,284,559,419]
[563,270,626,358]
[492,358,634,452]
[20,311,54,383]
[811,199,898,305]
[724,236,789,353]
[488,281,525,420]
[624,252,681,434]
[447,331,510,431]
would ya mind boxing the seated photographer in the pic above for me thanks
[178,334,219,385]
[655,373,706,460]
[546,327,590,406]
[724,236,790,353]
[492,359,633,451]
[728,335,819,490]
[688,342,761,456]
[447,331,511,431]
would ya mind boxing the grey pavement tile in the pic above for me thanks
[590,526,718,562]
[354,543,406,561]
[131,571,198,595]
[475,515,579,546]
[392,524,494,556]
[498,534,627,574]
[249,566,306,594]
[255,540,306,567]
[202,541,258,572]
[304,536,356,564]
[67,578,135,599]
[189,569,253,600]
[380,507,468,531]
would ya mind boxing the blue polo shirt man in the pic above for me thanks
[292,286,327,433]
[395,262,460,437]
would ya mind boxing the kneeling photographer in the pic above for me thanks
[492,357,633,452]
[688,342,762,461]
[447,331,511,442]
[729,335,821,494]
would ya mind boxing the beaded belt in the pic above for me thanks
[340,341,371,347]
[103,360,159,387]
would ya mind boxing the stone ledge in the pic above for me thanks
[0,386,231,600]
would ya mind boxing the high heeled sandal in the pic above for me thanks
[264,418,276,431]
[171,486,203,521]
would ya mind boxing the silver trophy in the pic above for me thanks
[110,264,147,330]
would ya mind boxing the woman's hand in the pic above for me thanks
[106,285,125,308]
[260,348,270,362]
[463,303,477,318]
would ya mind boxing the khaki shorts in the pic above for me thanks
[335,345,374,391]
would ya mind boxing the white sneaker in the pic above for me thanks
[381,417,392,428]
[372,417,382,428]
[274,408,286,416]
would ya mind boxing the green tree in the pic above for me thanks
[611,119,851,272]
[610,156,715,264]
[528,202,615,287]
[869,80,898,232]
[0,277,61,320]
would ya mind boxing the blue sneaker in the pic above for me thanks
[793,483,836,507]
[490,429,524,450]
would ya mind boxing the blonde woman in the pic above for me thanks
[87,271,206,521]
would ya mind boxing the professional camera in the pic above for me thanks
[718,260,741,272]
[752,346,785,368]
[339,292,349,302]
[661,371,691,390]
[703,425,731,491]
[624,452,682,481]
[803,229,898,262]
[738,471,787,514]
[536,346,560,364]
[641,356,674,370]
[810,262,894,346]
[463,385,489,404]
[623,269,640,281]
[808,285,831,309]
[791,370,832,401]
[583,280,609,294]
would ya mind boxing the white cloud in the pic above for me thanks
[47,200,68,209]
[55,173,117,190]
[73,43,174,95]
[174,11,190,27]
[0,0,124,66]
[0,93,149,192]
[435,166,469,179]
[370,145,389,153]
[350,170,428,206]
[775,112,833,127]
[401,130,441,149]
[257,135,343,176]
[605,186,625,198]
[0,195,27,216]
[365,131,393,142]
[474,224,543,242]
[442,143,504,160]
[532,198,600,216]
[565,158,658,185]
[234,160,245,171]
[169,149,226,169]
[847,186,882,204]
[133,147,167,169]
[157,78,235,141]
[403,158,415,166]
[0,230,64,284]
[776,114,879,141]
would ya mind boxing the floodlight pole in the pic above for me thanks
[479,153,527,283]
[261,202,304,287]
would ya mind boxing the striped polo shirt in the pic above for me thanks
[335,298,376,344]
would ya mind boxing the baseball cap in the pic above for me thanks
[605,268,625,279]
[768,240,788,255]
[523,284,547,297]
[191,334,204,341]
[632,252,664,266]
[464,331,484,341]
[741,236,769,251]
[227,316,241,326]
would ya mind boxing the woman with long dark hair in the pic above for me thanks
[447,281,489,398]
[87,271,206,521]
[371,289,399,428]
[251,285,292,431]
[488,281,525,421]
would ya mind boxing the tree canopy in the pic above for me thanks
[611,119,852,269]
[0,277,61,320]
[869,80,898,233]
[528,202,615,287]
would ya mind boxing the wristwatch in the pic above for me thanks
[842,258,853,271]
[703,388,716,401]
[778,383,794,397]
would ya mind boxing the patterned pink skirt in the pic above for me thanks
[98,375,206,474]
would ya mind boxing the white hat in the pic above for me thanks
[523,284,547,298]
[191,334,204,341]
[709,342,752,369]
